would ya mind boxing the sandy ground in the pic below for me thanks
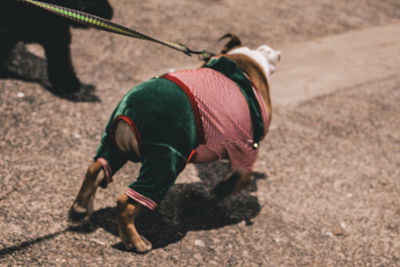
[1,0,400,266]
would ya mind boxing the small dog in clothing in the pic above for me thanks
[68,34,281,253]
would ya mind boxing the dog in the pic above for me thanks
[0,0,113,93]
[68,34,281,253]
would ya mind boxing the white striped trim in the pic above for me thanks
[125,188,157,211]
[96,158,113,184]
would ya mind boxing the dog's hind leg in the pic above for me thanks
[117,194,152,253]
[68,119,138,224]
[114,120,151,252]
[68,161,104,223]
[213,170,253,199]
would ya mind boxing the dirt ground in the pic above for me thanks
[1,0,400,266]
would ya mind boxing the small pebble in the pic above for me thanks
[325,231,334,237]
[331,225,349,236]
[195,239,205,247]
[90,239,106,246]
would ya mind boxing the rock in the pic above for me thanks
[331,225,349,236]
[195,239,205,247]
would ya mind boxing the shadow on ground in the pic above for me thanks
[72,161,267,251]
[0,43,100,102]
[0,163,267,257]
[0,228,69,258]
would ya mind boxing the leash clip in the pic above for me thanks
[198,50,216,61]
[178,43,216,60]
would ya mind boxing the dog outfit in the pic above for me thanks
[95,57,269,210]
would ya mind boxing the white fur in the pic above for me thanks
[228,45,281,79]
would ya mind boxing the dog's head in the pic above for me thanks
[254,45,281,74]
[218,33,281,77]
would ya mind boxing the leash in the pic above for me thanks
[17,0,215,59]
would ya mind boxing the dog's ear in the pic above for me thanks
[218,33,242,54]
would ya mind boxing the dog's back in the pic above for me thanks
[168,58,269,171]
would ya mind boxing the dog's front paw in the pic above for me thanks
[213,173,240,199]
[213,171,253,199]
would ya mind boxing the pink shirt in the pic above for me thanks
[168,67,269,172]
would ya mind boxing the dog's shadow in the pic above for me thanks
[73,161,267,250]
[0,43,100,102]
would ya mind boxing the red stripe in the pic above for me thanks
[187,149,196,163]
[162,74,205,144]
[97,157,113,183]
[125,188,157,210]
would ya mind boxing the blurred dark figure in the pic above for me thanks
[0,0,113,93]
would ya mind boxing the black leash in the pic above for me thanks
[18,0,215,59]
